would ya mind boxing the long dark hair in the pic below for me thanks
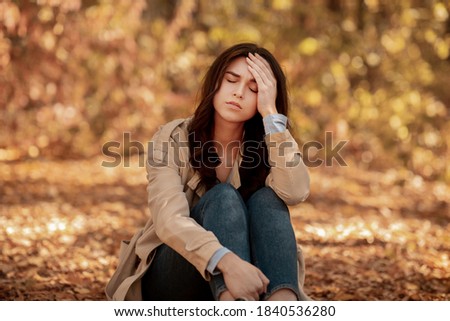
[188,43,290,200]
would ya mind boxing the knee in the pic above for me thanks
[209,183,243,206]
[247,187,283,207]
[202,183,247,226]
[247,187,290,221]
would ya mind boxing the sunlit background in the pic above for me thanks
[0,0,449,300]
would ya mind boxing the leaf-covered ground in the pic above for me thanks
[1,157,449,300]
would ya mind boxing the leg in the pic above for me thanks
[190,183,251,299]
[141,244,213,300]
[246,187,300,300]
[141,183,251,301]
[190,183,251,261]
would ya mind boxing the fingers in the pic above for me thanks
[258,270,270,293]
[246,53,275,86]
[246,61,263,86]
[246,57,270,86]
[255,53,273,74]
[250,291,259,301]
[249,53,274,77]
[221,256,270,301]
[247,273,267,300]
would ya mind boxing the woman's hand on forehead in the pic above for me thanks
[246,53,278,117]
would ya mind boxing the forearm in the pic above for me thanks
[264,129,310,205]
[147,136,223,278]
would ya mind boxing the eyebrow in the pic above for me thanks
[225,71,256,83]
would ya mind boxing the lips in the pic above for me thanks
[226,101,242,109]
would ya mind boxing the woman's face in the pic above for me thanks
[213,57,259,125]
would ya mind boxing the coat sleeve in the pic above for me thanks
[145,124,222,279]
[264,129,310,206]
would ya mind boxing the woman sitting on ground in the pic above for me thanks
[106,42,311,301]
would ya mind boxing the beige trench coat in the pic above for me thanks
[105,117,311,300]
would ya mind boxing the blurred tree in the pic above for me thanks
[0,0,449,182]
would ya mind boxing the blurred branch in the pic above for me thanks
[0,0,448,183]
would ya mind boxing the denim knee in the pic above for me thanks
[246,187,292,233]
[247,187,286,210]
[209,183,243,204]
[205,183,247,213]
[191,183,245,224]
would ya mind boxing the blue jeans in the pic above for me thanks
[141,183,300,300]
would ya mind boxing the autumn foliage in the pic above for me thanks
[0,0,449,300]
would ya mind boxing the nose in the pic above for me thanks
[233,86,244,98]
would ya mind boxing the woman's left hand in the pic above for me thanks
[246,53,278,117]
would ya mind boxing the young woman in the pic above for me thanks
[105,43,311,301]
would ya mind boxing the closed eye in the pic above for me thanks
[225,74,257,93]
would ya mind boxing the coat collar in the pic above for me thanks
[187,156,242,198]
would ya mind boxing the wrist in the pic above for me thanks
[260,107,277,118]
[216,252,236,273]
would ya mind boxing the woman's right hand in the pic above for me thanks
[216,252,269,300]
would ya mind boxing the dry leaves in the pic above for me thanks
[1,157,449,300]
[0,157,147,300]
[292,166,450,300]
